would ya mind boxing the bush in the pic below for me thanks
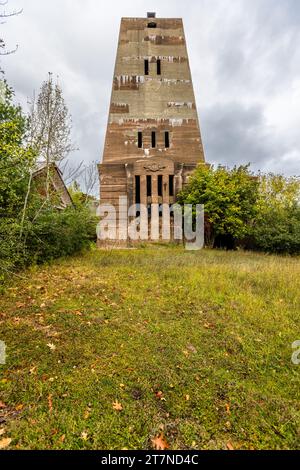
[252,206,300,255]
[178,164,259,247]
[0,206,97,280]
[0,219,25,280]
[25,206,97,264]
[251,174,300,255]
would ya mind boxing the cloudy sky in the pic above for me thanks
[1,0,300,178]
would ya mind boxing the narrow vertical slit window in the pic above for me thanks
[147,175,152,197]
[135,176,141,204]
[158,175,163,197]
[157,59,161,75]
[151,131,156,148]
[165,131,170,148]
[169,175,174,197]
[138,132,143,149]
[144,59,149,76]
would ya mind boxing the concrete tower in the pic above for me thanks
[98,13,205,243]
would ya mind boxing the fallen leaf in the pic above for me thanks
[0,401,7,409]
[81,431,88,441]
[0,429,6,436]
[47,343,56,351]
[187,344,197,354]
[113,401,123,412]
[185,395,190,401]
[40,303,47,309]
[15,404,24,411]
[48,394,53,413]
[227,441,234,451]
[0,438,12,449]
[60,434,66,443]
[225,403,231,415]
[155,391,164,400]
[151,433,170,450]
[29,366,37,375]
[16,302,26,309]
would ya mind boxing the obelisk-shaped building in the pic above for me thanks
[98,13,205,242]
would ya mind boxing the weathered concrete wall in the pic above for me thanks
[98,15,206,240]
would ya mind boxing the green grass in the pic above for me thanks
[0,246,299,450]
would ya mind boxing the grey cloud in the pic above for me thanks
[200,101,297,173]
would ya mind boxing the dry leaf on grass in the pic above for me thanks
[113,401,123,412]
[151,433,170,450]
[15,404,24,411]
[227,441,234,451]
[155,391,164,400]
[0,428,6,436]
[0,438,12,449]
[47,343,56,351]
[81,431,88,441]
[0,401,7,409]
[48,394,53,413]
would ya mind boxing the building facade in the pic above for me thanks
[98,13,206,243]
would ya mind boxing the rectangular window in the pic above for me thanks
[158,175,163,197]
[135,176,141,204]
[151,131,156,148]
[138,132,143,149]
[157,59,161,75]
[147,175,152,197]
[144,59,149,76]
[165,131,170,148]
[169,175,174,197]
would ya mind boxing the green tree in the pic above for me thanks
[252,174,300,254]
[0,78,35,277]
[178,164,259,247]
[0,79,35,217]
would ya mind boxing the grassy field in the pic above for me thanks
[0,246,299,450]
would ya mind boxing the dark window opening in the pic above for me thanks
[157,59,161,75]
[144,59,149,76]
[135,176,141,204]
[151,131,156,148]
[169,175,174,197]
[158,175,163,197]
[138,132,143,149]
[147,175,152,197]
[148,22,157,28]
[147,12,156,18]
[165,131,170,148]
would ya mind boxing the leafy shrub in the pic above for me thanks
[25,206,97,264]
[252,175,300,255]
[252,207,300,255]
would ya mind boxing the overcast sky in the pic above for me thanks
[1,0,300,178]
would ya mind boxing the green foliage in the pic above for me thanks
[252,174,300,254]
[178,166,300,255]
[0,79,36,217]
[178,164,259,246]
[0,78,97,280]
[24,206,97,264]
